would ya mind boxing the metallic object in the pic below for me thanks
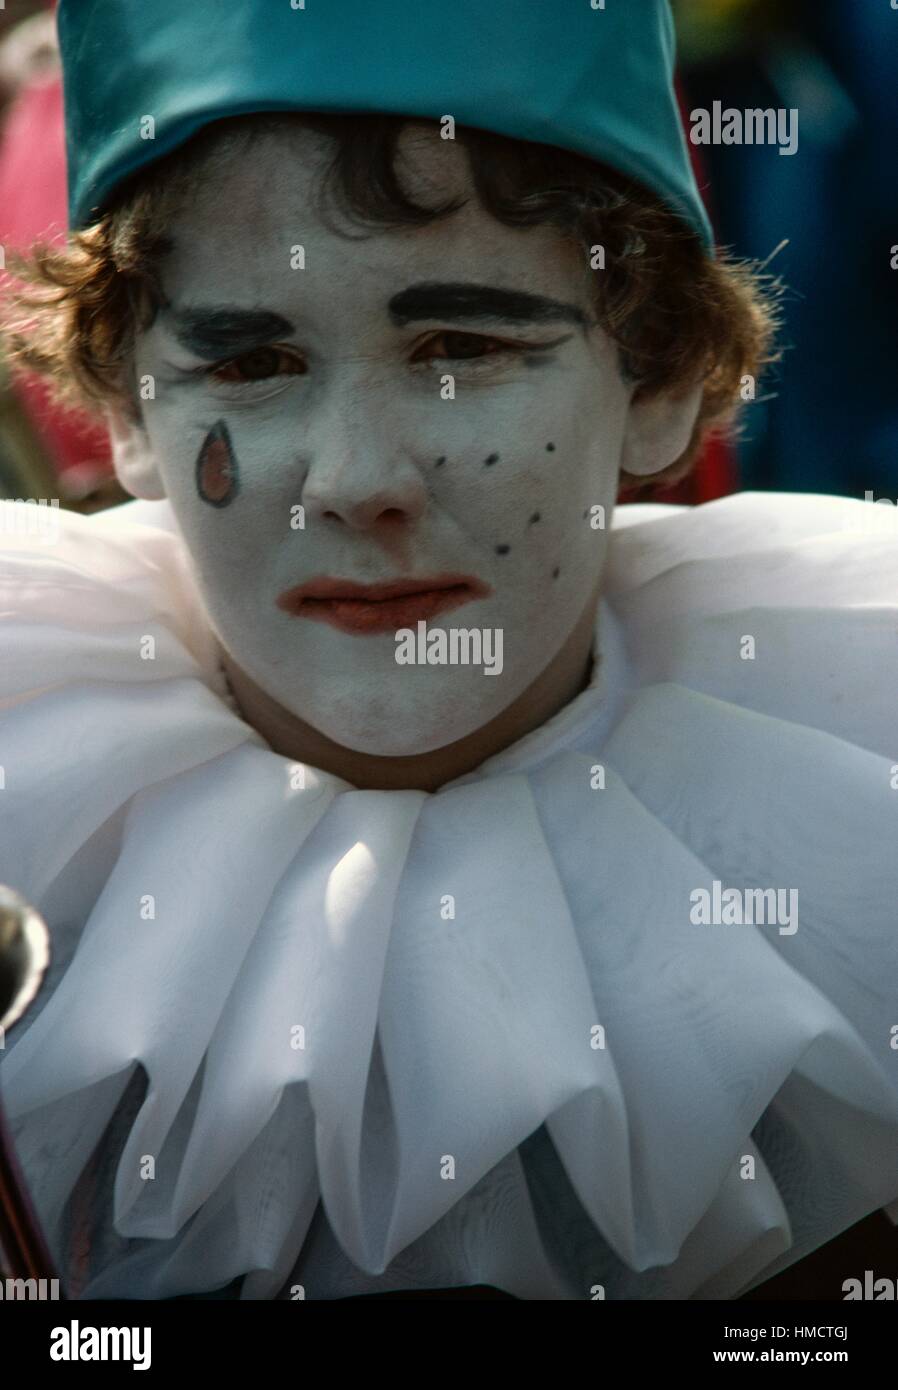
[0,884,65,1292]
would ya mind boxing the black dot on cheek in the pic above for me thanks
[528,511,541,525]
[484,453,500,467]
[435,456,446,467]
[546,442,555,452]
[496,544,511,555]
[552,566,561,579]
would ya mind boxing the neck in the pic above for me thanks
[221,581,602,792]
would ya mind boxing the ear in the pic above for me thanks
[619,382,703,478]
[105,403,166,500]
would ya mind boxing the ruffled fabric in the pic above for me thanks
[1,491,897,1300]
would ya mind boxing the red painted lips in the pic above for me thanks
[276,573,492,635]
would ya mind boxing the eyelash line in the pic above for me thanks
[189,330,574,390]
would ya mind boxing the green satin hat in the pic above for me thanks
[57,0,713,247]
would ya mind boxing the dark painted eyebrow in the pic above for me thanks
[168,307,295,359]
[388,282,589,329]
[166,283,588,358]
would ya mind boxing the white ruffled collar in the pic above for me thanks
[2,492,898,1300]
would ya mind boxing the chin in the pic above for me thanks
[279,656,507,751]
[312,715,477,759]
[298,693,490,758]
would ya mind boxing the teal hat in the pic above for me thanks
[57,0,713,247]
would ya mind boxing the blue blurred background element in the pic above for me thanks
[674,0,898,497]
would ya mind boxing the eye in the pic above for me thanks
[411,331,516,365]
[209,346,306,384]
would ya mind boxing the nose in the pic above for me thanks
[300,368,429,532]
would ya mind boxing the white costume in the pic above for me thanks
[1,491,897,1300]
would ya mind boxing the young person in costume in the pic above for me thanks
[1,0,896,1300]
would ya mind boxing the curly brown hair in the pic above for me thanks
[1,111,781,491]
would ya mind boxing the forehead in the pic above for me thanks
[158,123,592,307]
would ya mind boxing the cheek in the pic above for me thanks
[427,394,620,569]
[150,409,277,538]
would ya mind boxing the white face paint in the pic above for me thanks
[129,124,636,756]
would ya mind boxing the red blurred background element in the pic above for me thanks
[0,69,114,496]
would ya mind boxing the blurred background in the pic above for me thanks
[0,0,895,514]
